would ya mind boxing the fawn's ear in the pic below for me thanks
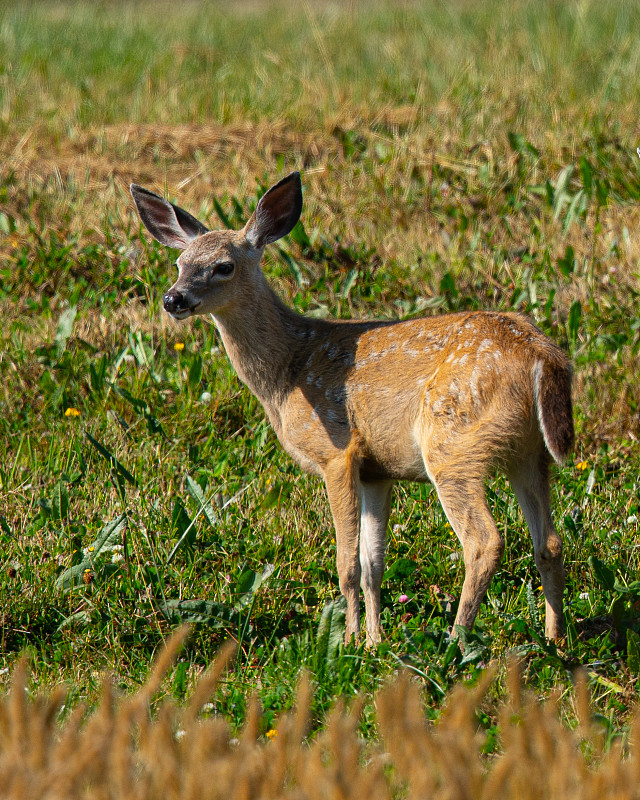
[243,172,303,249]
[130,184,209,249]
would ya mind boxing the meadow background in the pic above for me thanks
[0,0,639,745]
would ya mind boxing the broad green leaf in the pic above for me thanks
[91,514,127,554]
[0,516,11,538]
[439,271,457,296]
[234,563,275,609]
[627,630,640,676]
[0,211,14,235]
[341,268,359,299]
[544,179,554,207]
[188,352,203,391]
[57,610,91,631]
[112,385,148,414]
[442,636,460,669]
[588,672,625,694]
[383,558,417,582]
[562,189,586,234]
[556,245,575,277]
[159,598,237,627]
[508,131,539,159]
[260,485,282,510]
[579,156,593,196]
[567,300,581,345]
[508,131,526,154]
[128,331,161,382]
[51,481,69,521]
[167,501,197,564]
[173,661,188,698]
[172,499,194,547]
[316,596,346,669]
[553,165,574,219]
[54,306,77,360]
[85,432,137,486]
[185,475,218,529]
[588,555,616,592]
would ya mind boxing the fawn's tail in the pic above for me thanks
[534,356,574,464]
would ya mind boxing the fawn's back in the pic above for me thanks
[275,310,571,487]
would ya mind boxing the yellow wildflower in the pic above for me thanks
[64,407,81,417]
[576,461,588,471]
[265,729,278,740]
[174,342,185,352]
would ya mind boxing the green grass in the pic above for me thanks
[1,0,640,742]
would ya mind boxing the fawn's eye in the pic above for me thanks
[216,261,235,276]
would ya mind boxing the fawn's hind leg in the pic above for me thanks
[509,453,565,640]
[428,469,505,633]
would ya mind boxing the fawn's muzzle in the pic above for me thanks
[163,290,198,319]
[163,291,185,312]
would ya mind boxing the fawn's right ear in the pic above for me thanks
[243,172,303,249]
[130,184,209,249]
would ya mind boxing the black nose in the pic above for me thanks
[163,291,184,312]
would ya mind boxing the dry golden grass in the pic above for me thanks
[2,629,640,800]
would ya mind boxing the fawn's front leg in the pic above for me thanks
[323,454,362,642]
[359,480,393,646]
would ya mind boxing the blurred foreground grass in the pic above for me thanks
[4,631,640,800]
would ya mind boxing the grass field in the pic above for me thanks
[1,0,640,744]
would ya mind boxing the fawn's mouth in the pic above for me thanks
[169,309,192,320]
[167,302,201,321]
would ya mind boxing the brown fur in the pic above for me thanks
[130,172,574,645]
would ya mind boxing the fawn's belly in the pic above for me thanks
[276,383,429,482]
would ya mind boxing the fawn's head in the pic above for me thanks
[130,172,302,319]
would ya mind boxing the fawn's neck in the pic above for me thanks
[212,271,315,407]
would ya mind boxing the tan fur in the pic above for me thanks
[130,172,574,645]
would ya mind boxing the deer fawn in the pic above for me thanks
[130,172,574,646]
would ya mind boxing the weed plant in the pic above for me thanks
[0,0,639,744]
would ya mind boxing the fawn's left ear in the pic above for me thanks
[130,184,209,249]
[243,172,303,249]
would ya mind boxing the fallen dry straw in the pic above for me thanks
[1,630,639,799]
